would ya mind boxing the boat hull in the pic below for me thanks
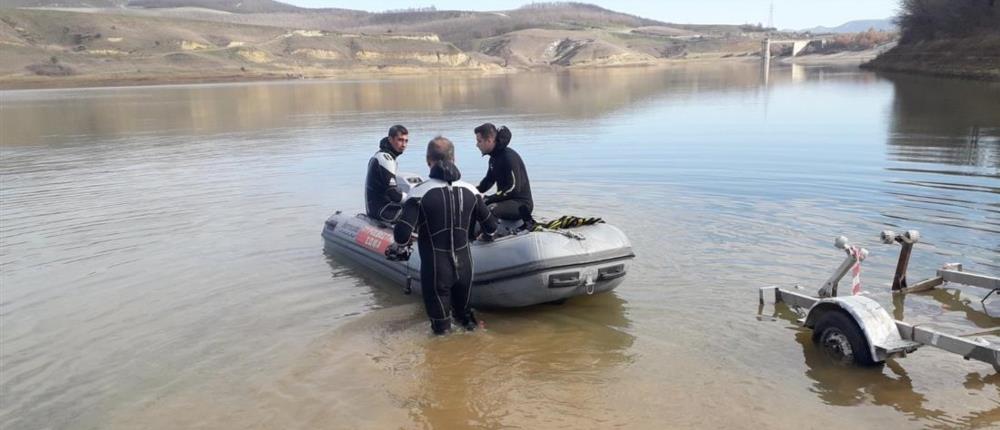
[322,211,634,307]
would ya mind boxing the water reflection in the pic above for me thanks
[324,253,413,310]
[876,73,1000,272]
[885,74,1000,168]
[796,328,948,421]
[769,304,998,428]
[411,294,634,428]
[3,63,999,429]
[2,62,770,148]
[323,249,636,427]
[891,287,1000,326]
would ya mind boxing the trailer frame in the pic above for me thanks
[759,230,999,371]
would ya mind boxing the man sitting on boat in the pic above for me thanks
[391,136,498,335]
[474,124,533,222]
[365,125,409,224]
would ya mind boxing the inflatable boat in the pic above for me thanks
[322,174,635,308]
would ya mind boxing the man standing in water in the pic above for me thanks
[391,137,498,335]
[474,123,533,221]
[365,125,408,223]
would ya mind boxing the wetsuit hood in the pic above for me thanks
[429,160,462,183]
[380,136,402,159]
[488,126,512,156]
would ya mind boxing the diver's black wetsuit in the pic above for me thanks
[477,127,533,220]
[365,137,404,223]
[394,161,498,334]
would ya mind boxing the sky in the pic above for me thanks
[282,0,901,29]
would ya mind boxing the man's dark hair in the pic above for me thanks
[427,136,455,163]
[474,123,497,139]
[389,124,409,138]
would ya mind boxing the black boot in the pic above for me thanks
[519,205,536,232]
[456,311,479,331]
[431,317,452,335]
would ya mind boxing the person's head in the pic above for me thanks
[388,124,409,154]
[426,136,455,167]
[474,123,498,155]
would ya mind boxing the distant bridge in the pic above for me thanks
[765,39,816,57]
[760,38,827,70]
[761,38,829,58]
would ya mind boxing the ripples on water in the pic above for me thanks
[1,63,998,429]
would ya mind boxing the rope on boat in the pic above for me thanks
[530,215,604,232]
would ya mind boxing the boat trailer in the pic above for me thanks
[759,230,999,371]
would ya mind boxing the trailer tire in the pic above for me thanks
[813,310,879,367]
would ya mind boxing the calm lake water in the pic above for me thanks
[2,62,998,429]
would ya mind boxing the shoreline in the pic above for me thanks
[0,61,673,91]
[0,56,871,91]
[0,67,513,91]
[860,38,1000,82]
[779,46,884,65]
[860,61,1000,82]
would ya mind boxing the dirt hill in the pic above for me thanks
[0,8,495,87]
[0,2,785,88]
[127,0,304,14]
[2,0,127,7]
[0,0,300,12]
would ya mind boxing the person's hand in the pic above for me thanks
[385,242,412,261]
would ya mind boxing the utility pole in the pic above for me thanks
[768,1,774,30]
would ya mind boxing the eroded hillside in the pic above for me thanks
[0,2,788,87]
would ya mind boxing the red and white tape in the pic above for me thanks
[849,245,864,295]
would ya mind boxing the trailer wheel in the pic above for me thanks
[813,311,879,366]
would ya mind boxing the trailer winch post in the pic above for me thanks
[881,230,920,292]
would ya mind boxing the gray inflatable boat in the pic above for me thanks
[322,174,635,308]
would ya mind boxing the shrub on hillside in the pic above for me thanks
[26,63,76,76]
[822,29,897,51]
[898,0,999,43]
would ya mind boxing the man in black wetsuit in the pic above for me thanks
[365,125,409,223]
[392,137,498,335]
[474,123,533,221]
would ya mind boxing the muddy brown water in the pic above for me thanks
[2,62,998,429]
